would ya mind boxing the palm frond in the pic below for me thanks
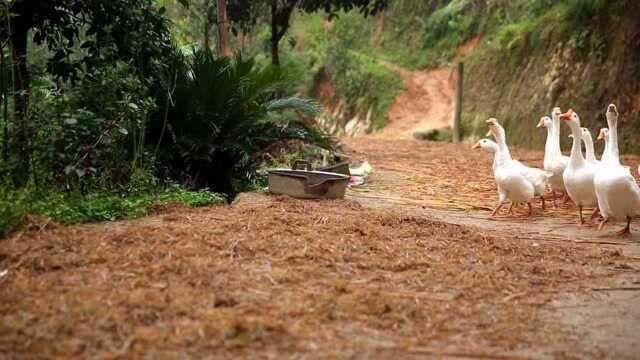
[266,97,322,117]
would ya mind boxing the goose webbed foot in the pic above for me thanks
[589,208,601,224]
[615,217,632,237]
[597,218,608,231]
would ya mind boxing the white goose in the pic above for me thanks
[597,128,612,163]
[537,116,557,173]
[569,127,598,165]
[487,118,550,210]
[551,108,571,195]
[537,113,570,205]
[594,104,640,235]
[597,128,631,174]
[473,139,535,216]
[560,109,599,224]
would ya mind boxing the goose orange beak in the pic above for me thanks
[472,141,481,149]
[536,117,545,128]
[597,130,605,140]
[559,109,573,120]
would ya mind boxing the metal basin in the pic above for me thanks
[267,169,349,199]
[317,162,350,176]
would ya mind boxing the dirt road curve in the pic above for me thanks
[378,63,455,139]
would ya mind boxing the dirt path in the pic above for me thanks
[376,37,481,140]
[2,136,640,358]
[342,136,640,359]
[377,63,455,139]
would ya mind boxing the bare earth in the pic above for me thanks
[2,63,640,358]
[379,63,455,138]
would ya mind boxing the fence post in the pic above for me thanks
[452,61,463,142]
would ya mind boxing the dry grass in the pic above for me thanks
[2,137,639,358]
[0,192,631,358]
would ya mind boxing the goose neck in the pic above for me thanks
[493,132,512,161]
[606,118,621,165]
[602,137,611,163]
[543,126,554,167]
[583,135,596,162]
[568,124,585,166]
[551,116,563,157]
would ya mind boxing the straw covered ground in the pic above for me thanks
[345,137,640,218]
[1,138,640,358]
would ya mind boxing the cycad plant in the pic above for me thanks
[153,49,329,195]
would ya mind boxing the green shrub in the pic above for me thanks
[326,48,403,129]
[422,0,474,50]
[418,0,481,66]
[561,0,604,25]
[151,49,330,196]
[26,60,156,190]
[0,190,27,237]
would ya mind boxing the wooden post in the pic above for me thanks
[216,0,230,57]
[453,61,463,142]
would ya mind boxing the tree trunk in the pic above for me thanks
[216,0,230,57]
[270,0,280,66]
[203,22,211,49]
[238,30,245,51]
[203,28,211,49]
[10,17,30,186]
[1,43,8,163]
[269,0,295,67]
[203,0,211,49]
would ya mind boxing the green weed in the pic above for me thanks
[0,186,225,237]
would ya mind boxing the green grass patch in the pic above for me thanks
[288,11,405,130]
[0,186,225,237]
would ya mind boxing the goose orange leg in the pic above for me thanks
[491,203,504,217]
[540,195,546,211]
[527,202,533,217]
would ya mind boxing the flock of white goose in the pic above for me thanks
[472,104,640,236]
